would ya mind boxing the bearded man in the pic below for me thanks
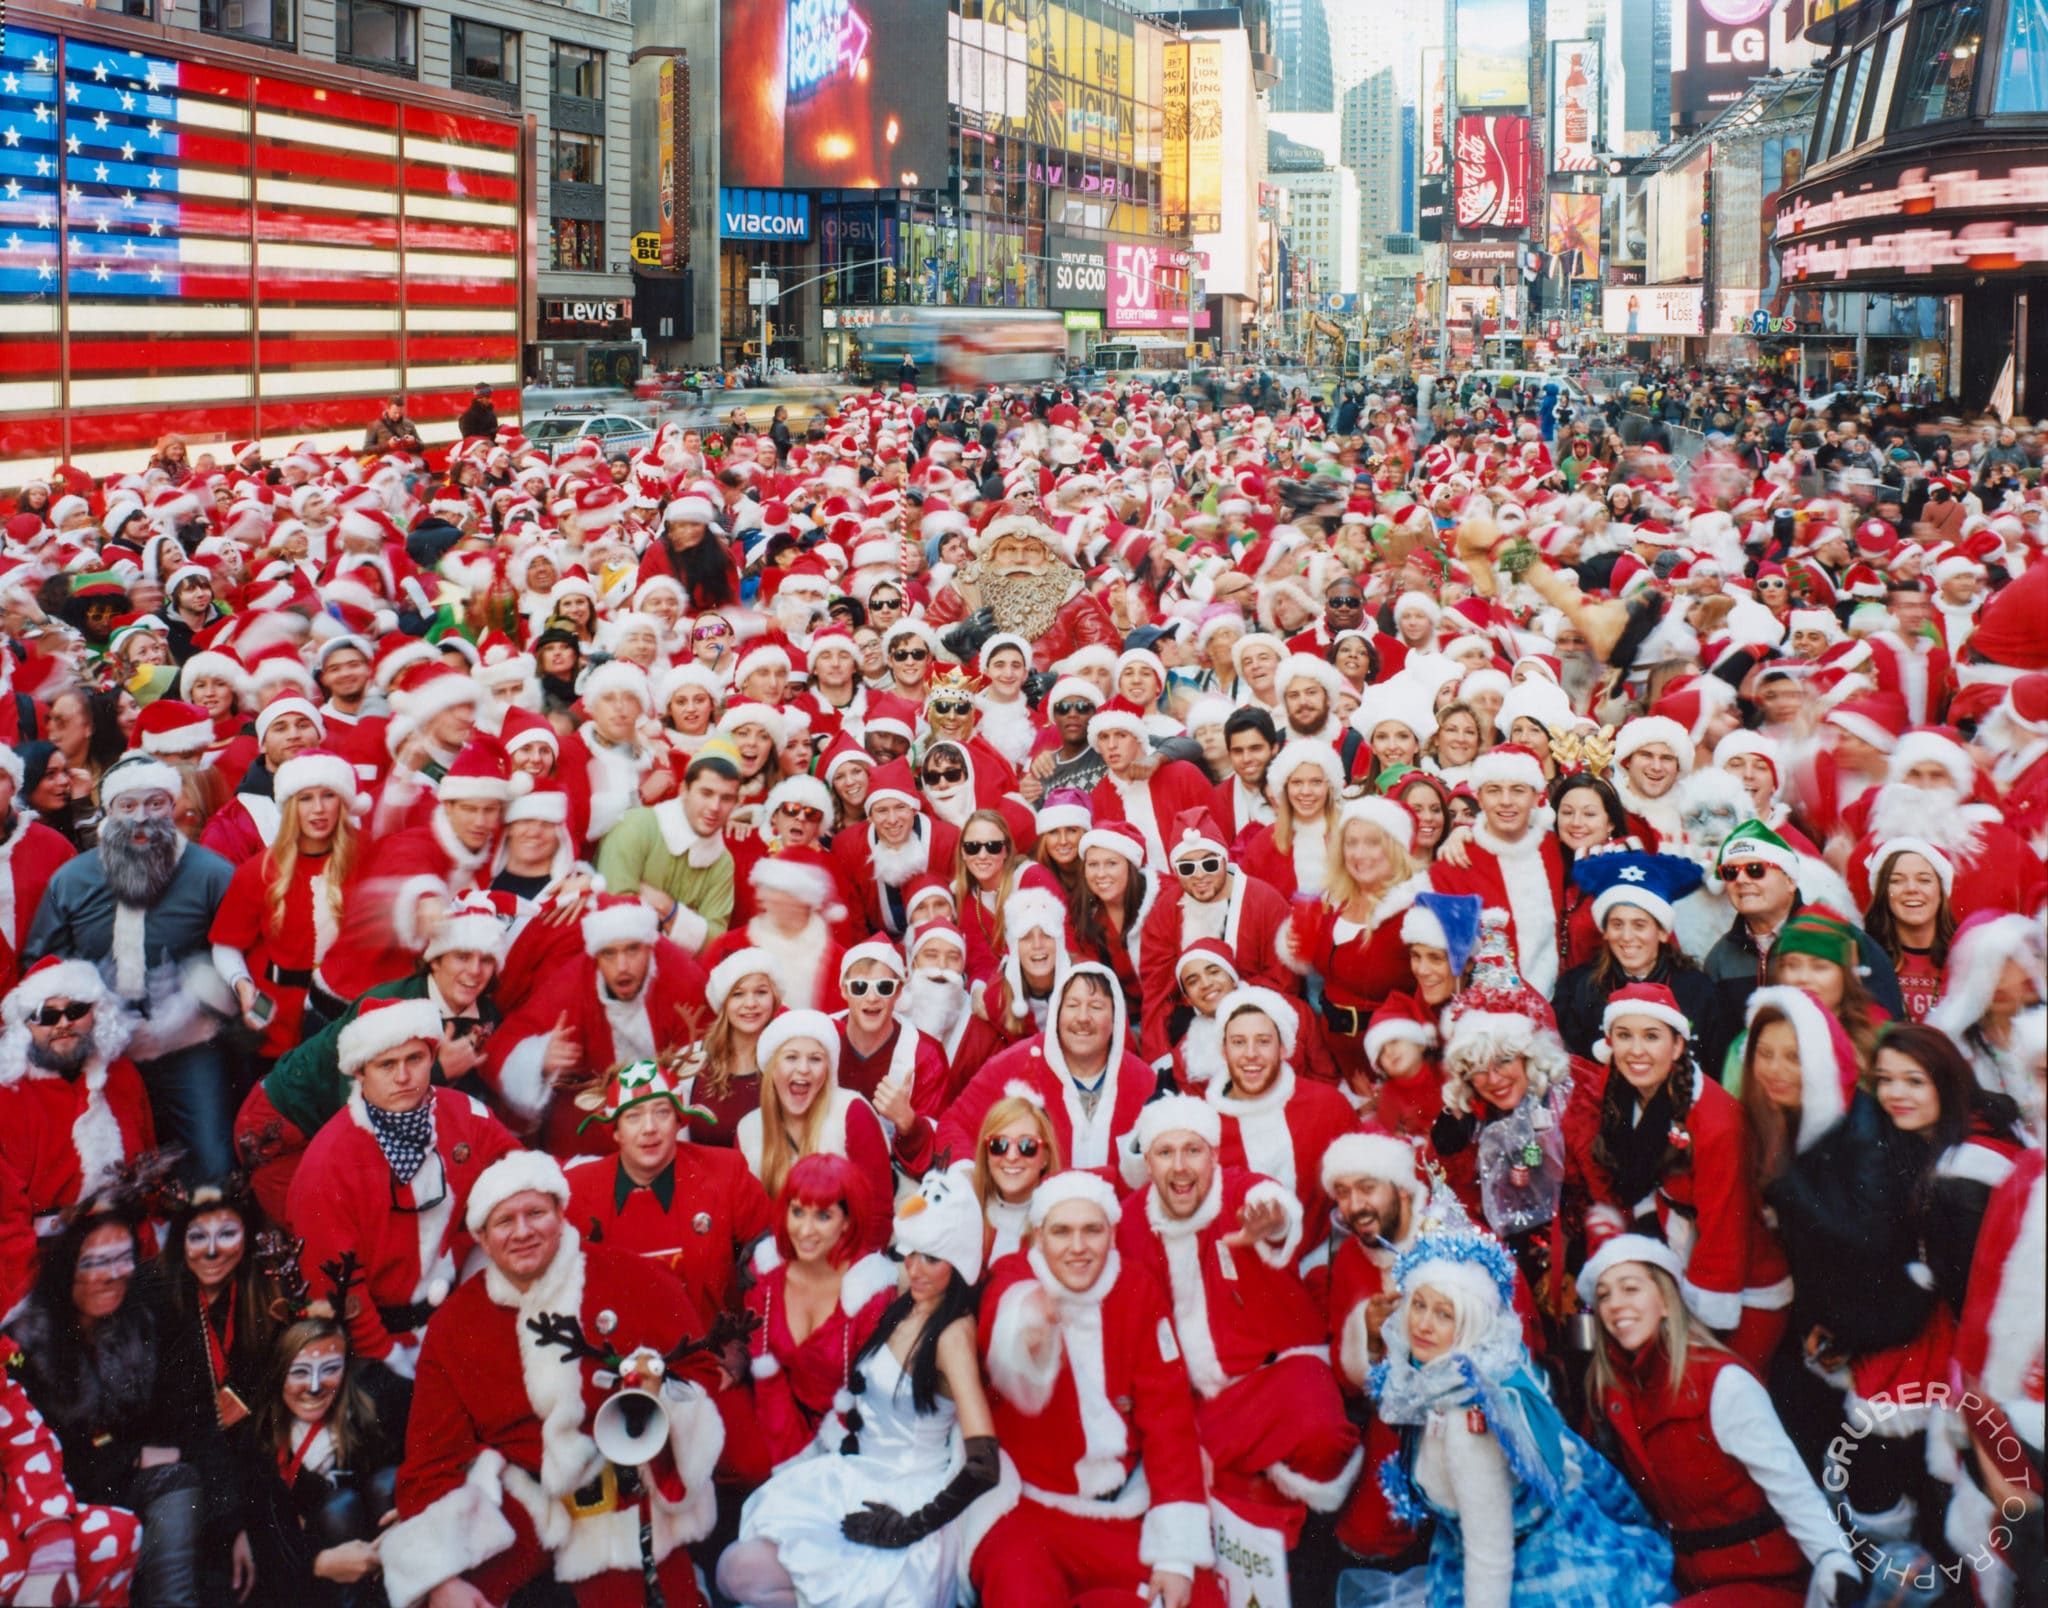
[25,758,235,1179]
[927,513,1121,673]
[900,918,1011,1077]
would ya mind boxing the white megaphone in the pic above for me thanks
[593,1347,672,1466]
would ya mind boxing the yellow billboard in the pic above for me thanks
[1162,40,1190,234]
[1187,39,1223,235]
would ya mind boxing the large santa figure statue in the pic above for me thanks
[925,513,1122,673]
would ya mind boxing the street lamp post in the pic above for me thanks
[750,256,895,370]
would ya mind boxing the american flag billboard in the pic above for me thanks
[0,17,526,486]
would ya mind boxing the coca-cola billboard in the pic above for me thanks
[1454,114,1531,231]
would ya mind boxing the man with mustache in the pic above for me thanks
[24,758,235,1180]
[0,957,158,1307]
[925,513,1121,673]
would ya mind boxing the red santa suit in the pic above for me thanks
[208,845,343,1060]
[288,1083,520,1375]
[198,785,283,866]
[937,965,1155,1179]
[1117,1165,1363,1539]
[1280,876,1431,1082]
[1135,870,1296,1067]
[1429,821,1567,994]
[743,1241,899,1469]
[832,1014,947,1175]
[0,812,74,995]
[321,808,498,999]
[1091,760,1217,871]
[0,1350,142,1605]
[1211,773,1277,850]
[699,916,844,1014]
[379,1226,725,1608]
[556,718,665,848]
[969,1239,1223,1608]
[563,1145,774,1320]
[733,1089,895,1254]
[0,967,156,1309]
[1204,1064,1359,1245]
[1864,628,1951,727]
[827,813,961,939]
[486,936,710,1158]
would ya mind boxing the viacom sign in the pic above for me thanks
[719,188,812,242]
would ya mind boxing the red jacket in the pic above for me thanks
[564,1146,774,1318]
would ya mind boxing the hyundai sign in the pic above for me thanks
[720,188,813,241]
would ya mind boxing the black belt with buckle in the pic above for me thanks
[265,962,315,989]
[1669,1508,1782,1554]
[1322,999,1365,1036]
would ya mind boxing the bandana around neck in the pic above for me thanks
[365,1100,434,1183]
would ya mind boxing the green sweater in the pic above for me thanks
[592,799,735,952]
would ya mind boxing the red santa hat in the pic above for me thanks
[1824,690,1908,754]
[1887,727,1976,791]
[839,939,908,985]
[98,758,184,810]
[581,893,660,954]
[1165,807,1229,863]
[3,956,112,1030]
[1133,1092,1221,1153]
[463,1150,571,1234]
[705,948,786,1013]
[1467,743,1546,791]
[1613,715,1695,772]
[1363,992,1436,1067]
[1575,1232,1688,1306]
[582,659,652,709]
[134,699,217,757]
[273,749,360,809]
[757,1009,841,1078]
[1077,822,1146,867]
[254,695,324,746]
[863,759,922,812]
[862,694,920,745]
[764,775,834,821]
[438,735,515,803]
[906,920,969,969]
[751,845,842,914]
[1595,981,1694,1063]
[424,890,513,963]
[1319,1130,1424,1201]
[1712,729,1781,784]
[1027,1168,1124,1229]
[1338,794,1417,856]
[1865,837,1956,896]
[1215,985,1298,1057]
[500,707,561,762]
[337,994,443,1077]
[1086,699,1151,747]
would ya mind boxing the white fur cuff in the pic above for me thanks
[379,1449,518,1608]
[1139,1499,1216,1577]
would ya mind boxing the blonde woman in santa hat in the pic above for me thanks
[207,750,361,1064]
[724,1164,998,1608]
[740,1010,895,1254]
[1279,793,1432,1084]
[1238,737,1345,901]
[1580,1235,1858,1608]
[970,1094,1064,1268]
[1740,985,1956,1542]
[668,948,787,1149]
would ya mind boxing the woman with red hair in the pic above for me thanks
[743,1154,900,1469]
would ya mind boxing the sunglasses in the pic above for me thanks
[1053,699,1097,716]
[694,623,731,639]
[845,976,899,998]
[35,1000,93,1027]
[871,596,905,611]
[891,647,929,663]
[924,766,967,786]
[1758,579,1788,589]
[1175,856,1224,877]
[1719,861,1776,882]
[778,804,826,823]
[962,838,1007,856]
[1326,595,1364,608]
[985,1136,1042,1158]
[929,697,974,717]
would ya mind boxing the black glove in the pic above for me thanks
[939,607,999,667]
[840,1435,1000,1549]
[1022,669,1057,709]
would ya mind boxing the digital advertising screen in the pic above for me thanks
[1602,283,1705,335]
[721,0,948,189]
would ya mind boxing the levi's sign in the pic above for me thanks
[720,188,813,241]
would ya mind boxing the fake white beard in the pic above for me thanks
[927,784,976,829]
[870,829,931,888]
[1866,782,1983,859]
[902,969,968,1039]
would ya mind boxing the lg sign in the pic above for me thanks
[1677,0,1776,115]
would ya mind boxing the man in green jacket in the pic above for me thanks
[593,744,742,954]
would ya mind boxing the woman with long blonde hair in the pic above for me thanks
[1281,795,1431,1085]
[737,1010,894,1251]
[970,1095,1063,1267]
[208,753,359,1064]
[674,950,787,1147]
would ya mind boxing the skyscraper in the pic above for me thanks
[1271,0,1336,111]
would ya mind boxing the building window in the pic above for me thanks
[1995,0,2048,110]
[552,42,604,102]
[1893,0,1984,127]
[553,131,603,186]
[553,218,603,271]
[453,19,520,99]
[199,0,293,46]
[337,0,417,74]
[96,0,156,17]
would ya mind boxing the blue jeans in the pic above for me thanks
[135,1040,235,1183]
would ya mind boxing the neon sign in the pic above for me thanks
[787,0,870,99]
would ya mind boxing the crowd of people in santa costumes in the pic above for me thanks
[0,375,2039,1608]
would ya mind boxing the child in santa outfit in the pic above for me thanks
[378,1151,727,1608]
[1117,1095,1363,1547]
[288,995,521,1386]
[968,1169,1224,1607]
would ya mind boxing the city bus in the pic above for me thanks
[851,308,1066,388]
